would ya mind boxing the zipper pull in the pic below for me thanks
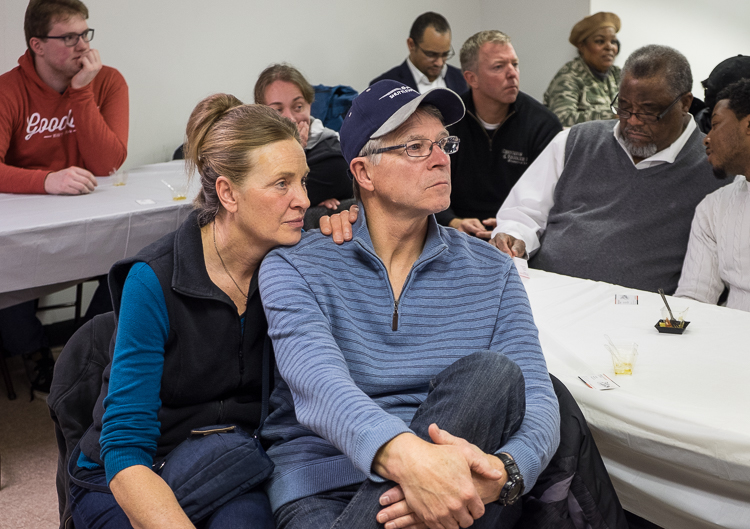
[392,299,399,331]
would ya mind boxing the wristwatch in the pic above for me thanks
[496,453,524,506]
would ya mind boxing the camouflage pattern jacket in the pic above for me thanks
[543,56,620,127]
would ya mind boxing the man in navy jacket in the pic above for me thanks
[370,12,468,95]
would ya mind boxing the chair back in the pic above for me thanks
[48,312,115,529]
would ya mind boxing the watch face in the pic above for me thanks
[498,476,522,505]
[507,478,523,501]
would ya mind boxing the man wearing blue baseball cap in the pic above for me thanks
[258,80,559,529]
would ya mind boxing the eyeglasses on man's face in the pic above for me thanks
[371,136,460,158]
[41,28,95,47]
[610,91,687,124]
[416,43,455,62]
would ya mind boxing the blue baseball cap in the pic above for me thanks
[339,80,465,167]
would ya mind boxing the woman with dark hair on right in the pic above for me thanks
[68,94,310,528]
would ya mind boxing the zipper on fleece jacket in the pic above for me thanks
[354,232,447,333]
[467,108,515,152]
[392,299,399,331]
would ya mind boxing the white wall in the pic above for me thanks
[592,0,750,98]
[479,0,590,102]
[6,0,744,173]
[3,0,594,321]
[1,0,588,171]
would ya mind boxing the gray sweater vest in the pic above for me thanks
[529,120,725,293]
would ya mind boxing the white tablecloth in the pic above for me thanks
[524,269,750,529]
[0,161,199,309]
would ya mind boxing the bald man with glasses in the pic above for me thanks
[370,11,468,95]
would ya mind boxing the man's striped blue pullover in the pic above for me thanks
[258,209,560,512]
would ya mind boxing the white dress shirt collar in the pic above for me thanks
[613,116,697,169]
[406,57,448,94]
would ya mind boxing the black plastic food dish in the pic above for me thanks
[654,320,690,334]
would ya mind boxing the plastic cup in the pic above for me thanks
[660,307,688,323]
[162,179,189,201]
[170,183,188,201]
[605,341,638,375]
[112,170,128,186]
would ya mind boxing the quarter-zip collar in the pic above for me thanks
[350,202,449,273]
[463,89,517,148]
[350,202,448,331]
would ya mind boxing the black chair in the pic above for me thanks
[48,312,115,529]
[520,375,628,529]
[0,343,16,400]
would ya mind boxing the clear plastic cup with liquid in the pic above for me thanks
[605,340,638,375]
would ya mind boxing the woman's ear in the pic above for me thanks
[215,176,239,214]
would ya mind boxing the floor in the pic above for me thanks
[0,352,61,529]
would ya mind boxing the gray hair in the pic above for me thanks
[621,45,693,98]
[460,30,512,73]
[352,105,445,200]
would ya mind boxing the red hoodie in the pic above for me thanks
[0,50,129,194]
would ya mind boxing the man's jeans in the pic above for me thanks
[275,351,526,529]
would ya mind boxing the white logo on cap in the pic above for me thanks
[379,86,417,100]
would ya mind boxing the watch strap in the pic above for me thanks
[496,453,524,506]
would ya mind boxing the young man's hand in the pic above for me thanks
[71,49,102,90]
[44,166,98,194]
[376,425,507,529]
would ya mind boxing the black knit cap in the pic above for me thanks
[703,55,750,109]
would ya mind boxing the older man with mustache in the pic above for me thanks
[490,44,726,294]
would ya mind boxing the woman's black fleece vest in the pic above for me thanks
[80,212,267,464]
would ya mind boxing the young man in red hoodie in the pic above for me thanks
[0,0,128,195]
[0,0,128,396]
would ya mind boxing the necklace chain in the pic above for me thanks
[213,222,248,300]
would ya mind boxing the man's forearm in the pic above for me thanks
[0,163,48,194]
[69,78,129,175]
